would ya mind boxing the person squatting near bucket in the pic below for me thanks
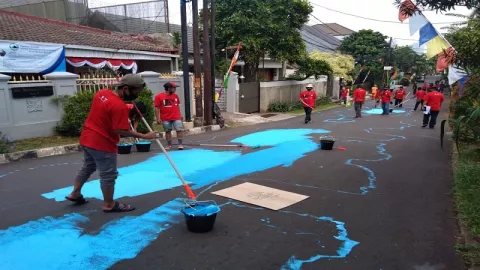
[65,74,157,213]
[299,83,317,124]
[126,101,147,131]
[154,82,185,149]
[352,85,366,118]
[422,86,444,129]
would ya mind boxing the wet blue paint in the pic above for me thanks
[362,108,405,115]
[3,128,363,269]
[182,203,220,217]
[135,141,151,145]
[117,143,133,146]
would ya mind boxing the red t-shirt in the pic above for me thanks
[381,90,392,103]
[79,89,130,153]
[424,91,444,111]
[299,90,317,107]
[341,89,349,98]
[395,89,406,99]
[353,88,366,102]
[415,90,426,100]
[154,92,182,121]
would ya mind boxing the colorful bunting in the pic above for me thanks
[419,23,438,46]
[409,12,429,35]
[398,0,418,22]
[426,36,450,58]
[436,47,456,72]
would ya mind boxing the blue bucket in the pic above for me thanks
[117,143,133,154]
[181,200,220,233]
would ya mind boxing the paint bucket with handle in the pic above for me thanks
[129,120,152,153]
[131,103,201,209]
[117,143,133,154]
[319,135,335,150]
[181,200,221,233]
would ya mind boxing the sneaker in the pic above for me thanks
[422,125,427,128]
[178,145,184,150]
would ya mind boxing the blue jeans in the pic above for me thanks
[76,146,118,187]
[382,102,390,115]
[162,120,184,132]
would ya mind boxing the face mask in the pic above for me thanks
[122,88,138,101]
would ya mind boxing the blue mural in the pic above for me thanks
[1,128,363,269]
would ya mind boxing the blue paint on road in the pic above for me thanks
[363,108,405,114]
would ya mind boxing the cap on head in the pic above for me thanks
[164,81,177,90]
[400,86,404,89]
[306,83,313,88]
[119,74,146,89]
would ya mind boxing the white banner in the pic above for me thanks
[0,41,64,73]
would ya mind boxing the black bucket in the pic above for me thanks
[135,141,151,152]
[319,136,335,150]
[117,143,133,154]
[181,200,220,233]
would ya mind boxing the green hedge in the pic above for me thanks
[56,88,155,137]
[267,96,331,112]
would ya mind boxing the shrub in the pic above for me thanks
[316,96,331,106]
[267,96,332,112]
[55,87,155,137]
[0,132,15,154]
[56,91,95,137]
[399,77,410,86]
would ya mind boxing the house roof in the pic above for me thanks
[313,23,355,36]
[0,10,177,54]
[301,25,341,54]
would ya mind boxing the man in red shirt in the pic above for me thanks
[299,83,317,124]
[394,86,406,108]
[340,87,349,105]
[422,87,445,128]
[352,85,367,118]
[413,87,426,111]
[154,82,185,149]
[381,87,392,115]
[66,74,157,213]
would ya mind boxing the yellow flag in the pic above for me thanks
[426,36,450,59]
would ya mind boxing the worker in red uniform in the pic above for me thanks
[299,83,317,124]
[422,86,444,128]
[352,85,367,118]
[413,87,426,111]
[381,87,392,115]
[394,86,407,108]
[340,87,349,105]
[154,82,185,150]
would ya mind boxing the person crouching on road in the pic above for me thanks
[154,82,185,150]
[381,87,392,115]
[413,87,426,112]
[340,87,349,105]
[422,86,444,129]
[353,85,366,118]
[66,74,157,213]
[127,101,146,131]
[299,83,317,124]
[394,86,406,108]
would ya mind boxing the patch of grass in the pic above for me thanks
[454,144,480,238]
[456,244,480,268]
[12,136,79,152]
[288,103,339,115]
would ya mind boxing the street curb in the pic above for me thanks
[0,125,223,165]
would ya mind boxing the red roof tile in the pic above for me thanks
[0,10,178,54]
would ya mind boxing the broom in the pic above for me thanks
[132,103,197,201]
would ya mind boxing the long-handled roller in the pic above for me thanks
[132,103,197,202]
[173,143,260,149]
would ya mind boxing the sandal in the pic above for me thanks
[103,202,136,213]
[65,195,89,205]
[165,145,173,150]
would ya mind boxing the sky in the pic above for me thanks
[88,0,473,53]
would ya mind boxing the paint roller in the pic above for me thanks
[172,143,261,149]
[131,102,197,203]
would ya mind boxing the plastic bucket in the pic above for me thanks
[181,200,220,233]
[117,143,133,154]
[135,141,151,152]
[319,136,335,150]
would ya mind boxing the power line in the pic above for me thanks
[309,2,465,25]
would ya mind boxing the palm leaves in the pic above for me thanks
[441,99,480,152]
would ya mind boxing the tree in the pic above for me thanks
[210,0,313,82]
[394,0,480,12]
[339,29,389,85]
[309,51,355,81]
[444,16,480,74]
[290,56,332,80]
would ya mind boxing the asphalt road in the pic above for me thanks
[0,84,462,270]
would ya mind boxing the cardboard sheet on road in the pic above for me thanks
[211,182,309,210]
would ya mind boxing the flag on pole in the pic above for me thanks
[215,42,242,102]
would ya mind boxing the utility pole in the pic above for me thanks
[180,0,191,121]
[210,0,216,118]
[382,37,393,89]
[202,0,213,125]
[192,0,203,126]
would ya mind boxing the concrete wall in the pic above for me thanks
[0,72,79,140]
[259,77,328,112]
